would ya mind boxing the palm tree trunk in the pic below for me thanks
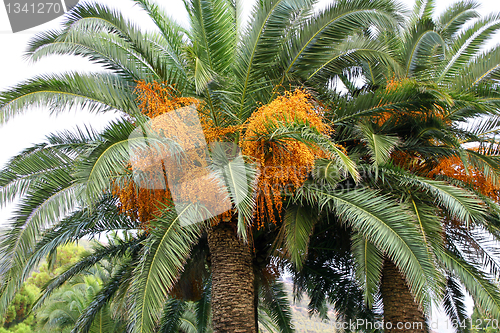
[207,222,256,333]
[380,259,428,333]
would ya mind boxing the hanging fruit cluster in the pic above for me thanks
[241,89,331,227]
[429,154,500,202]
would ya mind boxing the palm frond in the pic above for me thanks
[132,0,187,47]
[459,46,500,89]
[0,72,136,124]
[278,0,402,85]
[381,164,487,226]
[330,79,449,123]
[73,260,134,333]
[157,299,186,333]
[438,248,500,318]
[442,275,470,333]
[254,118,359,181]
[411,0,435,22]
[234,0,315,119]
[209,143,259,241]
[194,277,211,333]
[185,0,236,76]
[357,122,399,177]
[260,280,294,333]
[404,28,445,80]
[291,221,379,321]
[304,35,400,85]
[282,205,318,269]
[75,119,136,203]
[128,205,204,333]
[34,236,145,309]
[439,13,500,83]
[297,184,439,307]
[0,142,74,208]
[351,233,384,307]
[437,0,480,43]
[28,195,136,272]
[0,165,82,315]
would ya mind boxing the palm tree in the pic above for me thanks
[379,0,500,328]
[290,80,500,332]
[0,0,444,331]
[301,0,500,329]
[36,271,126,333]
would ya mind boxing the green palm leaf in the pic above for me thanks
[260,280,294,333]
[297,184,439,307]
[73,261,134,333]
[282,205,318,269]
[0,73,137,123]
[384,166,487,226]
[439,13,500,83]
[438,248,500,318]
[129,205,204,333]
[157,299,186,333]
[34,236,145,310]
[351,233,384,307]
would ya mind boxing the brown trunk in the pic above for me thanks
[207,222,256,333]
[380,259,428,333]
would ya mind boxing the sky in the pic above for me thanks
[1,0,500,331]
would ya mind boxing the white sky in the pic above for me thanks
[1,0,500,331]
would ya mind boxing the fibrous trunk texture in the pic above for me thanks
[207,222,256,333]
[380,259,428,333]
